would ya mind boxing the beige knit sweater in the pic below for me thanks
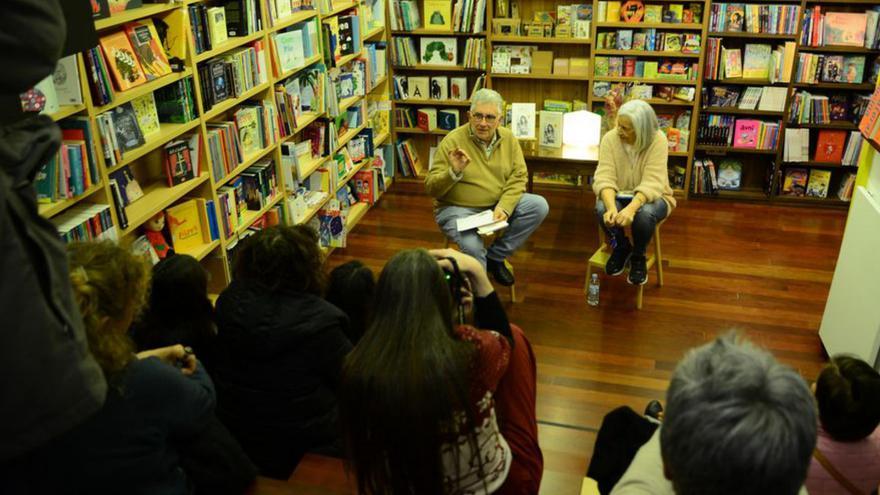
[592,129,676,211]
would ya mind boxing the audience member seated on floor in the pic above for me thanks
[807,355,880,494]
[37,241,216,494]
[339,248,543,495]
[426,88,549,287]
[325,260,375,345]
[212,225,352,479]
[592,99,676,286]
[613,333,817,495]
[130,254,217,358]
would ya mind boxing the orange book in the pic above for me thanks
[99,31,147,91]
[123,20,172,81]
[165,199,210,254]
[813,130,847,163]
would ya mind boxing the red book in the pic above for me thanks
[624,58,636,77]
[813,130,847,163]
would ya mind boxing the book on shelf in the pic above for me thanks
[52,55,83,107]
[51,204,117,243]
[389,0,422,31]
[737,87,762,110]
[425,0,453,31]
[838,172,857,201]
[429,76,449,100]
[166,199,212,253]
[692,159,719,195]
[781,168,808,196]
[805,169,832,198]
[164,135,201,187]
[709,3,799,35]
[722,47,742,79]
[197,41,269,112]
[742,44,770,79]
[420,37,457,66]
[124,20,172,82]
[538,110,563,149]
[34,142,97,205]
[225,0,262,36]
[438,109,460,130]
[813,129,847,163]
[92,0,143,20]
[108,166,144,208]
[510,103,536,140]
[841,131,864,167]
[417,108,438,131]
[154,77,198,124]
[716,159,743,191]
[823,12,867,47]
[20,74,58,116]
[796,53,866,84]
[109,102,146,153]
[338,13,362,57]
[391,36,419,66]
[783,128,810,162]
[99,30,148,91]
[757,87,787,113]
[130,93,160,138]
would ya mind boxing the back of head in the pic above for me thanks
[339,249,475,495]
[816,355,880,441]
[616,99,660,152]
[326,260,375,344]
[661,334,817,495]
[232,225,324,295]
[67,241,151,376]
[132,254,215,351]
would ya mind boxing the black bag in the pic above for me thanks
[177,415,258,495]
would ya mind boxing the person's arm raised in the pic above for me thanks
[424,138,465,199]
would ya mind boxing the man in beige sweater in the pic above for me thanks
[425,89,549,286]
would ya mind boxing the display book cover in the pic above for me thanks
[814,129,847,163]
[165,199,212,253]
[732,119,761,149]
[99,30,147,91]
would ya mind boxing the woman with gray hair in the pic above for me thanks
[592,100,676,285]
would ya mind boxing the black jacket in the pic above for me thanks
[212,279,353,479]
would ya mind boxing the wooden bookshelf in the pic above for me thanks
[707,31,798,39]
[690,188,769,200]
[393,65,484,72]
[781,160,852,167]
[593,76,698,85]
[797,45,880,54]
[701,106,785,116]
[791,82,876,90]
[493,73,591,81]
[492,35,591,44]
[37,2,393,294]
[595,22,703,30]
[594,50,701,58]
[394,99,472,106]
[695,145,779,154]
[394,127,450,135]
[391,29,487,36]
[787,122,859,130]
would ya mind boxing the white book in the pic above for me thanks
[275,31,305,73]
[510,102,536,139]
[52,55,82,106]
[538,110,563,148]
[477,220,508,236]
[456,209,494,232]
[275,0,293,19]
[758,87,788,112]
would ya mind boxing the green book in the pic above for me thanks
[644,62,659,79]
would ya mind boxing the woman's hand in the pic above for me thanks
[137,344,197,375]
[603,208,618,227]
[428,248,494,297]
[614,205,637,227]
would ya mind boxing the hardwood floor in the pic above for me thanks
[326,181,847,494]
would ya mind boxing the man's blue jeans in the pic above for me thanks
[595,198,668,256]
[435,193,550,267]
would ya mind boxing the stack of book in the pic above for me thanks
[391,37,418,66]
[597,2,702,23]
[704,42,794,82]
[389,0,422,30]
[795,53,866,84]
[51,204,117,243]
[163,137,202,187]
[463,39,486,69]
[451,0,487,33]
[595,57,698,80]
[395,138,421,176]
[198,42,269,112]
[596,31,701,54]
[35,121,100,204]
[154,78,198,124]
[802,7,880,49]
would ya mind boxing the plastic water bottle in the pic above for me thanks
[587,273,600,306]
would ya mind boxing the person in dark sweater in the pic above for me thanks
[212,225,353,479]
[38,241,216,495]
[325,260,376,345]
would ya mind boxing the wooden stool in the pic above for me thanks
[444,237,517,303]
[584,223,664,310]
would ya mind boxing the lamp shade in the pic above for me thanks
[562,111,602,147]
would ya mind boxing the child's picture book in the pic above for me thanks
[823,12,867,47]
[99,31,147,91]
[725,4,745,31]
[717,159,743,190]
[814,129,847,163]
[782,168,808,196]
[723,48,743,78]
[732,119,760,148]
[806,169,832,198]
[842,56,866,84]
[742,44,771,79]
[822,55,845,83]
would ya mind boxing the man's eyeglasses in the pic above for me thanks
[470,112,499,123]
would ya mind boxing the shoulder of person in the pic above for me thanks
[601,128,621,147]
[442,123,471,145]
[123,357,191,401]
[651,130,668,148]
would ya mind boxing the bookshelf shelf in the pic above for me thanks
[787,122,858,130]
[335,161,369,194]
[214,142,278,188]
[394,127,449,135]
[94,69,193,115]
[701,106,785,116]
[203,81,272,120]
[707,31,797,39]
[595,22,704,30]
[774,195,849,206]
[50,104,87,122]
[270,9,319,32]
[234,192,285,236]
[393,99,471,106]
[791,82,876,90]
[493,73,591,81]
[391,29,487,36]
[335,51,363,68]
[798,45,880,54]
[194,31,266,63]
[297,156,331,181]
[38,182,105,218]
[593,76,696,85]
[781,160,851,167]
[320,1,358,19]
[695,145,778,154]
[122,173,210,236]
[393,65,484,72]
[594,49,701,58]
[374,130,390,146]
[289,111,325,135]
[276,54,324,81]
[335,123,368,153]
[641,98,696,106]
[706,78,789,86]
[364,25,385,40]
[691,188,769,200]
[345,201,370,229]
[297,194,332,225]
[94,3,179,31]
[669,151,689,157]
[108,120,202,174]
[492,35,591,45]
[177,239,221,262]
[805,0,880,3]
[337,95,363,115]
[369,75,388,92]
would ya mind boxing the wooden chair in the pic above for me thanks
[585,223,664,310]
[444,236,517,302]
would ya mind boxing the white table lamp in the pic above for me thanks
[562,111,602,148]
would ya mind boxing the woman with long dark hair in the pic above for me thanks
[340,248,542,494]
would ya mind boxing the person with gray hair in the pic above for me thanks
[592,99,675,285]
[426,88,549,286]
[612,334,818,495]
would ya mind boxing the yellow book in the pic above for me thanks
[162,7,189,60]
[424,0,452,31]
[131,93,160,137]
[207,7,229,46]
[166,199,209,254]
[606,1,621,22]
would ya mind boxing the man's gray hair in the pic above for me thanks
[617,99,660,153]
[661,333,817,495]
[470,88,504,115]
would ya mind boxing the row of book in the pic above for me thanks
[393,75,469,100]
[95,94,163,168]
[462,39,487,69]
[801,7,880,49]
[52,204,117,244]
[35,122,100,204]
[595,30,701,54]
[395,138,422,176]
[592,81,695,102]
[390,37,419,66]
[692,158,747,194]
[704,41,795,82]
[189,1,262,55]
[85,20,173,105]
[858,85,880,142]
[784,128,861,166]
[267,0,316,26]
[217,160,280,238]
[780,167,845,199]
[595,58,698,80]
[21,55,82,116]
[596,2,702,24]
[789,92,852,125]
[275,67,327,135]
[198,42,269,112]
[270,19,321,76]
[396,107,460,132]
[703,85,788,112]
[697,114,779,149]
[208,101,280,182]
[708,4,800,35]
[389,0,421,31]
[451,0,488,33]
[323,13,361,65]
[363,43,389,90]
[795,53,869,85]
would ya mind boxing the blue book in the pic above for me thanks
[205,199,220,241]
[34,158,57,202]
[66,145,85,196]
[60,118,99,185]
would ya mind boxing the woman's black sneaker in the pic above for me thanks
[628,255,648,285]
[605,244,632,276]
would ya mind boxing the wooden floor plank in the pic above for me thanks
[327,182,845,492]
